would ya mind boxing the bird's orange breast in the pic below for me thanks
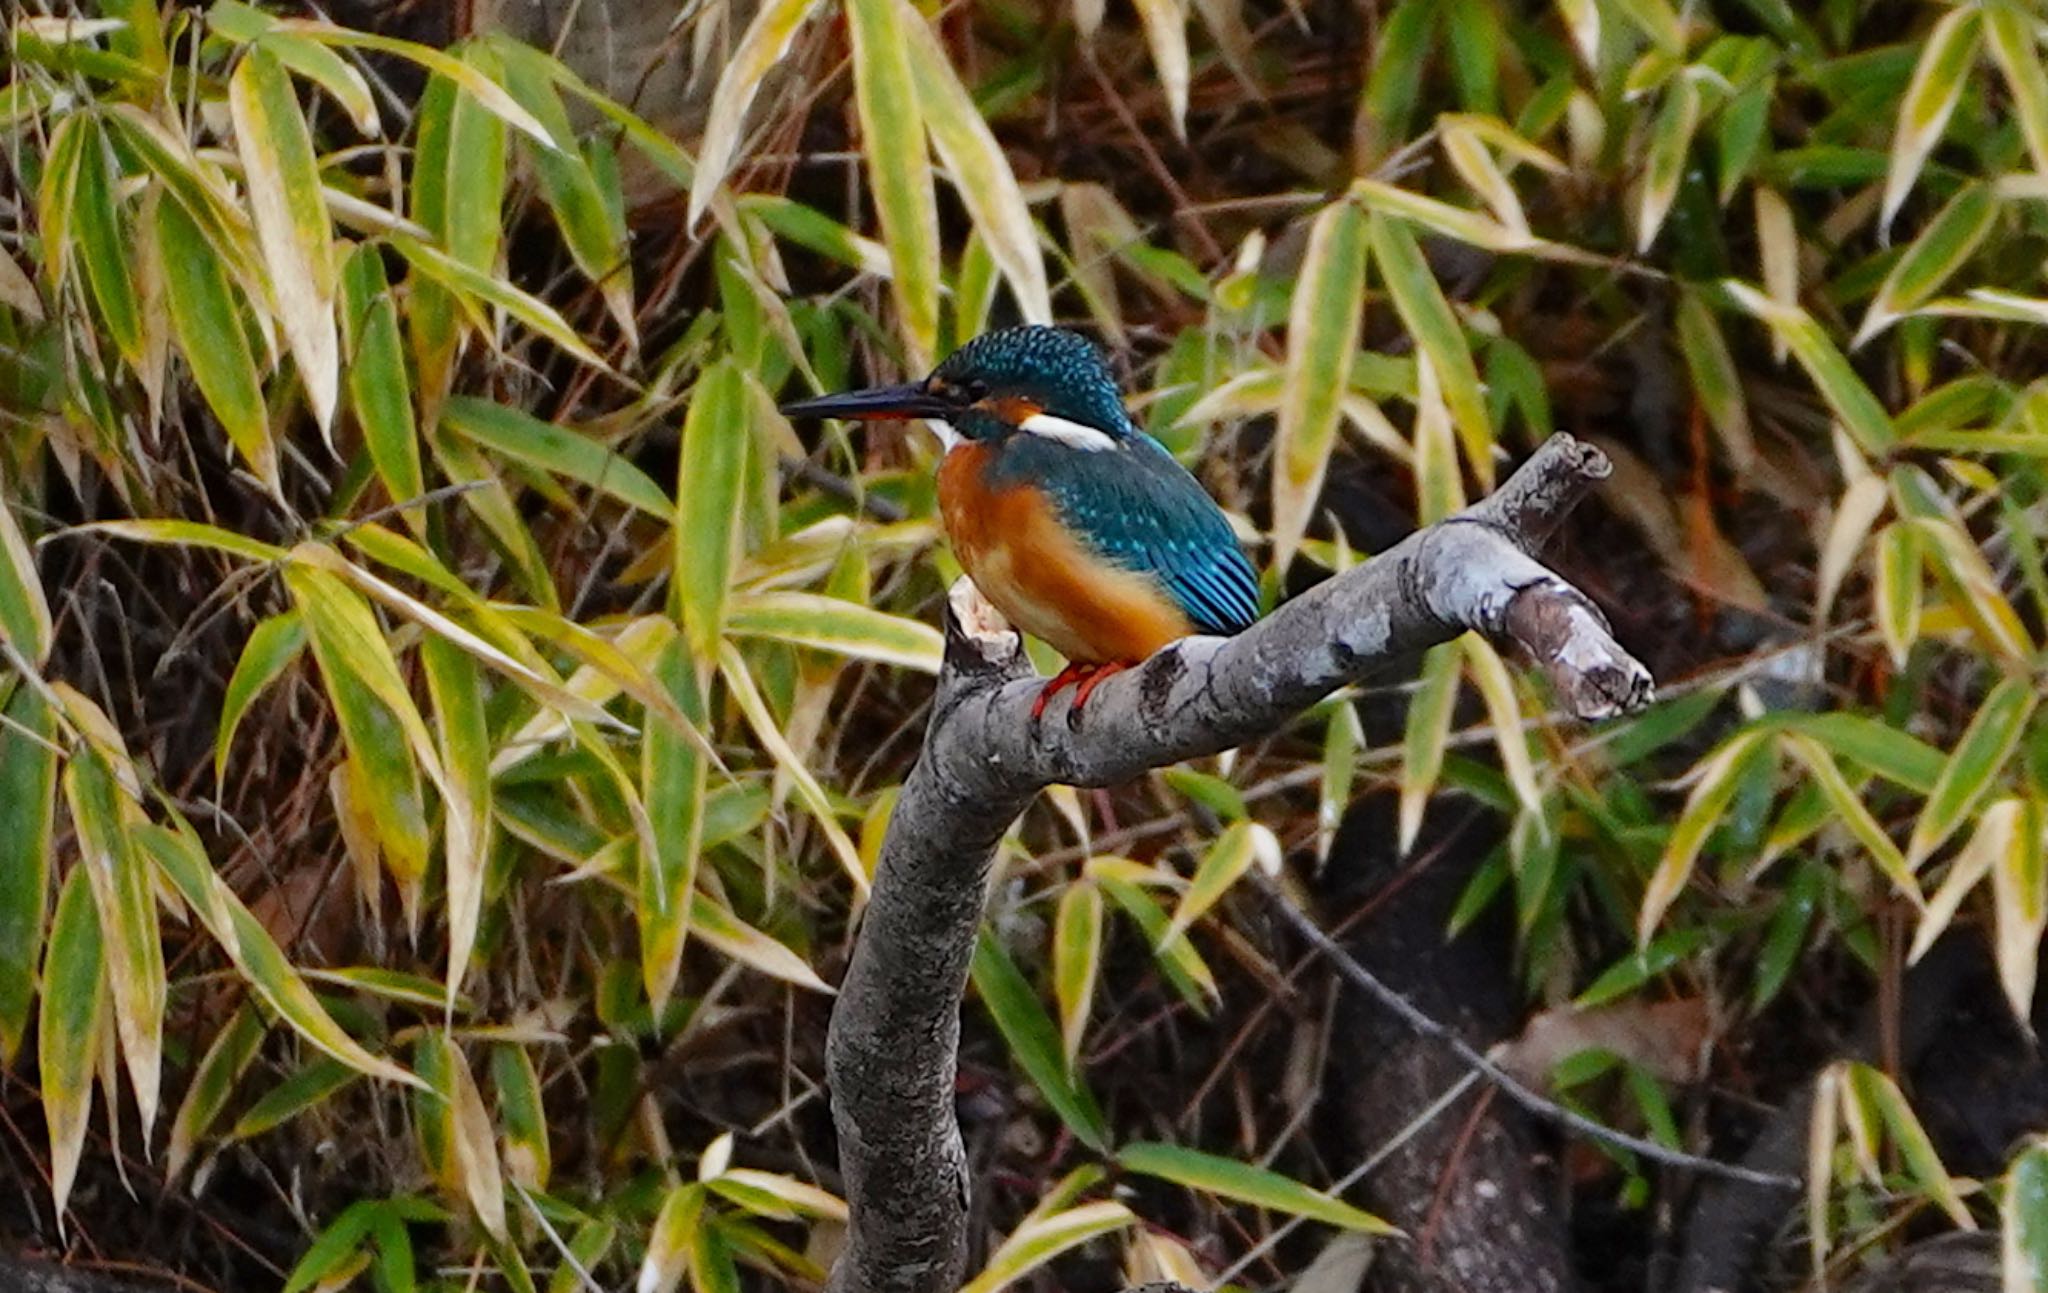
[937,443,1192,665]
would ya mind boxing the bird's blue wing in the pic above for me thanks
[1006,435,1263,636]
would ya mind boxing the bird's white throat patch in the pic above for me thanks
[921,417,962,450]
[1019,411,1117,451]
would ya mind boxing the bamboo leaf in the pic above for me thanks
[1463,636,1541,816]
[640,638,706,1014]
[166,1005,266,1183]
[1721,280,1896,451]
[390,234,608,371]
[1371,213,1495,486]
[1639,74,1702,253]
[1907,677,2035,869]
[0,690,55,1062]
[217,610,307,783]
[1985,1,2048,180]
[155,195,278,492]
[1053,881,1104,1066]
[959,1201,1137,1293]
[136,821,421,1087]
[717,643,867,896]
[1273,198,1368,571]
[1846,1064,1975,1228]
[1640,728,1772,941]
[639,1185,704,1293]
[1882,5,1982,229]
[1675,289,1757,475]
[1399,643,1461,854]
[1873,523,1923,666]
[422,638,490,1009]
[64,749,165,1138]
[691,0,824,224]
[72,118,143,371]
[1991,798,2045,1023]
[725,591,943,672]
[261,32,379,134]
[1782,736,1920,906]
[1163,822,1270,949]
[340,246,424,531]
[845,0,940,365]
[442,396,672,520]
[0,496,51,667]
[972,929,1110,1150]
[1130,0,1191,136]
[2006,1140,2048,1293]
[690,887,831,992]
[232,43,340,437]
[1859,183,1998,346]
[1118,1142,1397,1233]
[39,865,104,1222]
[899,0,1052,323]
[675,362,750,661]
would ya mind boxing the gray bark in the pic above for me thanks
[824,434,1654,1293]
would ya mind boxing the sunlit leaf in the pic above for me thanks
[217,610,307,782]
[1273,198,1368,570]
[0,690,55,1062]
[166,1005,266,1183]
[1053,881,1104,1066]
[1985,2,2048,179]
[1881,5,1982,229]
[960,1200,1137,1293]
[1907,677,2035,869]
[1640,727,1773,941]
[39,865,104,1222]
[675,362,750,661]
[155,195,278,492]
[1119,1142,1397,1233]
[640,637,707,1013]
[725,592,943,673]
[1858,183,1998,346]
[845,0,940,365]
[1371,213,1494,486]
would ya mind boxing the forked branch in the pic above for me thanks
[824,434,1653,1293]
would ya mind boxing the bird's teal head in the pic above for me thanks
[780,325,1135,449]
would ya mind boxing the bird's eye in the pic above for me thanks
[962,380,990,403]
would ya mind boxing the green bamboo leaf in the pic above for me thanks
[717,643,867,895]
[231,43,340,436]
[217,610,307,782]
[1609,0,1684,54]
[1399,641,1462,855]
[1578,926,1713,1007]
[640,638,706,1014]
[166,1005,266,1182]
[1273,198,1368,570]
[0,690,55,1062]
[441,396,671,520]
[1118,1142,1397,1233]
[1881,5,1982,228]
[845,0,940,365]
[39,865,104,1222]
[1053,881,1104,1067]
[1846,1063,1975,1228]
[1721,281,1896,451]
[269,20,554,146]
[741,196,891,278]
[1640,727,1773,941]
[1639,73,1702,253]
[1675,290,1757,474]
[284,565,435,909]
[1858,184,1998,346]
[723,591,942,672]
[1787,713,1946,791]
[432,1035,508,1241]
[959,1201,1137,1293]
[1907,677,2036,868]
[2005,1139,2048,1293]
[1093,869,1218,1009]
[340,246,425,532]
[1909,514,2034,663]
[1163,822,1274,948]
[1874,522,1923,666]
[280,1200,378,1293]
[155,195,277,491]
[232,1057,358,1141]
[261,32,379,134]
[971,929,1110,1150]
[1464,636,1541,815]
[72,118,143,370]
[64,749,165,1137]
[899,0,1051,324]
[422,638,490,1009]
[78,518,288,564]
[0,497,51,667]
[1985,2,2048,180]
[1370,214,1494,486]
[1782,735,1920,905]
[545,1220,616,1293]
[690,886,831,992]
[640,1184,705,1293]
[674,362,750,660]
[135,821,422,1088]
[491,1046,549,1189]
[35,113,89,292]
[390,234,609,371]
[691,0,826,224]
[1991,798,2045,1024]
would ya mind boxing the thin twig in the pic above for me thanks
[1256,875,1801,1191]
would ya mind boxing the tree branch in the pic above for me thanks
[824,434,1653,1293]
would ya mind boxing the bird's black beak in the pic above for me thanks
[779,383,953,422]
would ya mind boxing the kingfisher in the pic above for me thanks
[781,325,1262,722]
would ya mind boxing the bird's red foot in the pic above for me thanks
[1031,661,1096,723]
[1029,660,1136,729]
